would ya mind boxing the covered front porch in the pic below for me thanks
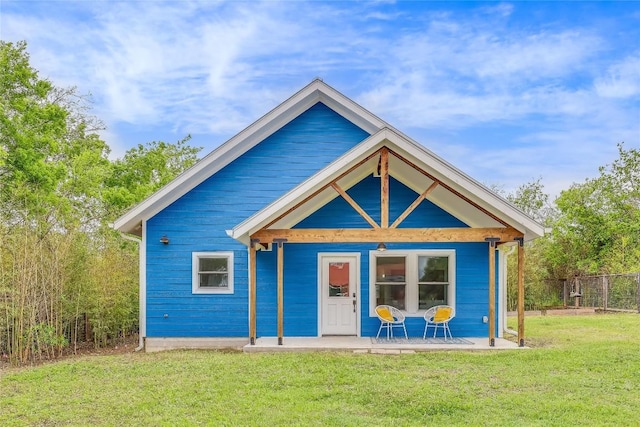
[238,143,525,346]
[228,133,544,348]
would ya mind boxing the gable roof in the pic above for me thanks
[113,79,388,235]
[228,127,546,244]
[114,79,545,243]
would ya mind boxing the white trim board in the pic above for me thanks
[113,79,387,235]
[229,127,545,244]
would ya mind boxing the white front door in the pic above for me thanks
[320,254,359,335]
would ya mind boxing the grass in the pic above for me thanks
[1,313,639,426]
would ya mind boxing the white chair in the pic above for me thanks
[423,305,455,340]
[375,305,408,339]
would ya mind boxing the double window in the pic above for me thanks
[192,252,234,294]
[370,250,455,315]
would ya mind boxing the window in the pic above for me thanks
[371,250,455,316]
[375,256,406,310]
[192,252,234,294]
[418,256,449,309]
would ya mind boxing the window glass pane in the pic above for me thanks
[376,284,406,310]
[199,272,228,288]
[376,257,406,282]
[200,257,227,273]
[328,262,350,297]
[418,256,448,282]
[192,252,234,294]
[419,284,447,309]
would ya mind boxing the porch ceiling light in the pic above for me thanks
[376,242,387,251]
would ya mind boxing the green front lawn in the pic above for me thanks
[2,313,639,426]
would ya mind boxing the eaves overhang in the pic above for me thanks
[228,127,546,245]
[112,79,388,235]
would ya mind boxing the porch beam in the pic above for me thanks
[380,147,389,228]
[331,183,379,229]
[252,227,523,244]
[390,181,439,229]
[516,237,525,347]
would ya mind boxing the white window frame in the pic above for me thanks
[192,252,234,294]
[369,249,455,317]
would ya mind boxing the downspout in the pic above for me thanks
[120,230,146,352]
[503,244,518,337]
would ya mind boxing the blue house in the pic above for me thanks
[114,80,544,352]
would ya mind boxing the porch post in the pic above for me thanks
[380,147,389,228]
[249,239,259,345]
[486,238,500,347]
[274,238,287,345]
[516,237,525,347]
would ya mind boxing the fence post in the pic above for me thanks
[602,275,608,312]
[637,273,640,314]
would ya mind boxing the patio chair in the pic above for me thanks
[375,305,408,339]
[423,305,455,340]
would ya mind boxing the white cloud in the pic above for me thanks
[594,53,640,99]
[357,23,606,128]
[479,3,514,18]
[1,0,637,195]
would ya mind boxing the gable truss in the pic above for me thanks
[251,146,523,244]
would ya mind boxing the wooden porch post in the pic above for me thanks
[249,239,258,345]
[380,147,389,228]
[516,237,525,347]
[274,238,287,345]
[486,238,499,347]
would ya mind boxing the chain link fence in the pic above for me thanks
[565,273,640,312]
[508,273,640,312]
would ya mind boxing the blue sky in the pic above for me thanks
[1,1,638,197]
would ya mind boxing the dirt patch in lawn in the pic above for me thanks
[1,336,139,371]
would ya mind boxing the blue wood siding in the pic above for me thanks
[295,175,469,229]
[146,101,500,339]
[146,103,370,338]
[253,176,496,338]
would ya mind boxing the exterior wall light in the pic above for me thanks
[376,242,387,251]
[160,235,169,245]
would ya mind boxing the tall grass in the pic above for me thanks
[0,227,138,365]
[1,314,639,426]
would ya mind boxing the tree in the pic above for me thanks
[503,179,562,310]
[506,178,556,226]
[553,144,640,275]
[0,41,202,364]
[103,137,201,218]
[0,40,110,233]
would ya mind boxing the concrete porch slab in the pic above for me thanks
[243,336,524,353]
